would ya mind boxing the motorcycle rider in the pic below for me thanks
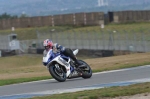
[43,39,85,68]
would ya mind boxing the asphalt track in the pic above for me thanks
[0,65,150,99]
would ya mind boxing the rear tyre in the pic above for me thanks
[49,64,66,82]
[78,60,92,79]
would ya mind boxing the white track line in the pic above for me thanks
[2,65,150,86]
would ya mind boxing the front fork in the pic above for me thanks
[55,64,62,73]
[46,63,61,71]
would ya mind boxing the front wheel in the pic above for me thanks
[49,64,66,82]
[78,60,92,79]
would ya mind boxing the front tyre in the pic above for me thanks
[49,64,66,82]
[78,60,92,79]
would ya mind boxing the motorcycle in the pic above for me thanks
[43,49,92,82]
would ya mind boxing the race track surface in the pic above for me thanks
[0,65,150,99]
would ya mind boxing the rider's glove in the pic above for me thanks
[59,46,65,53]
[54,43,65,53]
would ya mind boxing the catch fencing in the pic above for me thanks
[35,30,150,53]
[0,35,10,50]
[1,30,150,54]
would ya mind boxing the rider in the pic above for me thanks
[43,39,85,68]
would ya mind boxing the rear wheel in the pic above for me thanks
[49,64,66,82]
[78,60,92,79]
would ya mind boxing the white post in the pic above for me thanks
[84,13,87,25]
[101,24,104,29]
[73,14,76,25]
[12,27,15,32]
[52,15,55,27]
[0,50,1,57]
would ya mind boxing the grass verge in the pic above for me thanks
[0,22,150,40]
[0,76,51,86]
[30,82,150,99]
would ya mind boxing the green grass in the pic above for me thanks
[0,26,75,40]
[0,22,150,40]
[0,55,42,67]
[30,82,150,99]
[0,76,51,86]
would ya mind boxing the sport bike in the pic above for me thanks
[43,49,92,82]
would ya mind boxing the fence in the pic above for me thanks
[1,30,150,55]
[0,12,104,30]
[112,10,150,23]
[34,30,150,53]
[1,10,150,30]
[0,35,10,50]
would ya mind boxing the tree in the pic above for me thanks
[0,13,18,20]
[20,12,28,18]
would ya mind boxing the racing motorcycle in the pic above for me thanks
[43,49,92,82]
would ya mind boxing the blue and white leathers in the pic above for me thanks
[43,49,79,77]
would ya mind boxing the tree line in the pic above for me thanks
[0,13,28,20]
